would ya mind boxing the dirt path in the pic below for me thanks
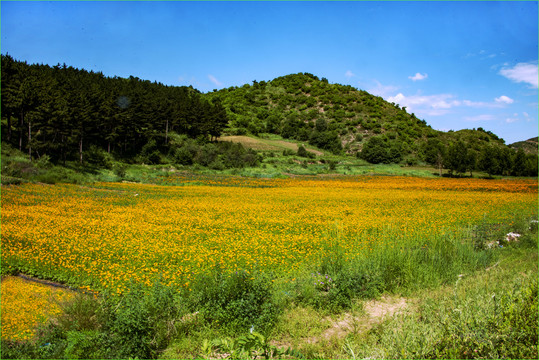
[308,296,408,344]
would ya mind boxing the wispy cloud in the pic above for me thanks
[367,80,399,98]
[345,70,355,78]
[386,90,516,116]
[494,95,514,104]
[387,93,460,115]
[408,73,428,81]
[464,114,495,122]
[499,61,538,88]
[208,74,223,87]
[505,113,520,123]
[464,50,497,60]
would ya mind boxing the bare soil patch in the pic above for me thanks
[309,296,408,344]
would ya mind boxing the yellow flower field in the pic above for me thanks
[1,276,74,341]
[1,176,537,298]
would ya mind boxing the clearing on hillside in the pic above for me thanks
[219,135,323,155]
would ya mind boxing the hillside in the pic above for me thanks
[509,137,538,155]
[206,73,437,156]
[204,73,505,160]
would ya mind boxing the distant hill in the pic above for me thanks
[509,137,538,155]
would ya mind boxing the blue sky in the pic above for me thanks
[1,1,537,144]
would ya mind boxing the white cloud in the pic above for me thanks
[408,73,428,81]
[499,62,538,88]
[506,118,518,123]
[461,100,489,107]
[464,114,495,122]
[385,90,516,118]
[494,95,514,104]
[208,74,222,87]
[387,93,460,115]
[345,70,355,78]
[504,113,520,123]
[367,80,399,98]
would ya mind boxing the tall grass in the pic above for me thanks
[286,218,504,314]
[347,248,538,359]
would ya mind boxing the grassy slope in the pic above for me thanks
[219,135,323,155]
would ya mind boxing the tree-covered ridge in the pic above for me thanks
[206,73,536,176]
[1,54,228,164]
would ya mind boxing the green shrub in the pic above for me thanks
[35,154,52,169]
[188,267,280,334]
[102,281,184,359]
[85,145,113,169]
[113,163,127,179]
[175,145,195,165]
[137,139,162,165]
[0,340,40,359]
[56,293,103,332]
[64,330,106,359]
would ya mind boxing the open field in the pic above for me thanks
[0,276,74,341]
[1,176,537,358]
[2,177,537,294]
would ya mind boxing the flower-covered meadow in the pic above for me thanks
[2,176,536,299]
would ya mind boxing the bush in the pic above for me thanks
[113,163,127,180]
[282,149,296,156]
[137,139,161,165]
[297,145,315,159]
[188,267,280,334]
[103,282,184,359]
[175,146,195,165]
[195,143,219,167]
[85,145,113,169]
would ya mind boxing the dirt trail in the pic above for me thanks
[309,296,408,343]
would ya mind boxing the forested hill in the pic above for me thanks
[205,72,439,155]
[1,54,228,163]
[204,73,509,161]
[204,73,539,175]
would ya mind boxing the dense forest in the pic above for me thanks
[1,55,537,177]
[1,54,228,165]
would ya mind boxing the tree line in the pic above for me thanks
[1,54,228,164]
[360,132,537,177]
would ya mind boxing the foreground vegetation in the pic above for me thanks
[1,176,537,359]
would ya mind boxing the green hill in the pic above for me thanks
[206,73,437,156]
[204,73,504,161]
[509,137,538,155]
